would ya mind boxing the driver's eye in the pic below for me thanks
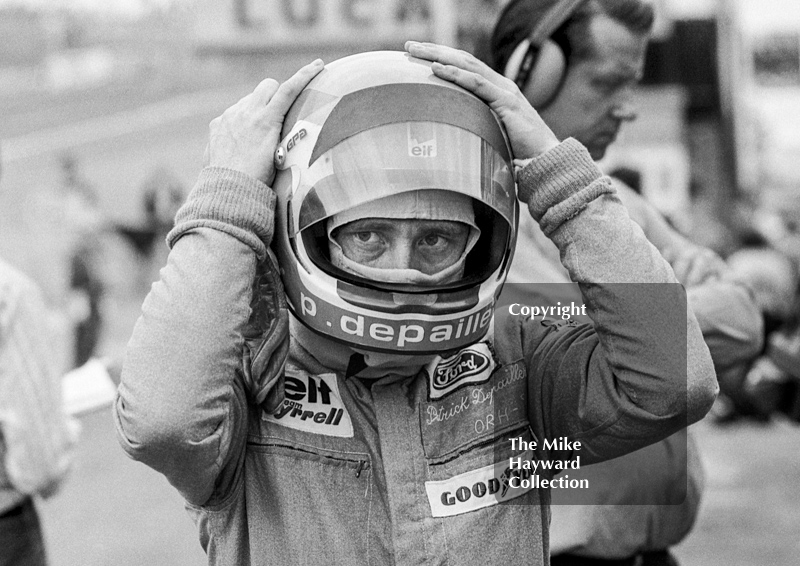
[422,234,443,246]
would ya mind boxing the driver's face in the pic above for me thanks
[530,14,648,160]
[332,218,471,275]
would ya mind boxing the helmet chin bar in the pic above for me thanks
[283,270,497,355]
[278,229,503,355]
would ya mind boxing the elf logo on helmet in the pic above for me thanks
[407,123,437,157]
[428,342,496,400]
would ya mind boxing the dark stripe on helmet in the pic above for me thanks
[281,88,339,140]
[310,83,511,165]
[298,169,515,232]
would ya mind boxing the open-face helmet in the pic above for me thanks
[272,51,517,355]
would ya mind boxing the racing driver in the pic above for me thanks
[114,47,717,565]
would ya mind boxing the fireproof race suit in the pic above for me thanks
[114,139,717,566]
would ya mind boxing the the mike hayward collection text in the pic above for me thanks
[508,436,589,490]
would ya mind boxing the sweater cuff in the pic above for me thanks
[516,138,603,221]
[167,167,276,261]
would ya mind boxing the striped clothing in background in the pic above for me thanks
[0,258,79,513]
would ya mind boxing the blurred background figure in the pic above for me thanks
[140,166,184,245]
[713,242,800,423]
[113,165,185,292]
[1,148,80,566]
[59,153,98,208]
[58,152,106,369]
[138,165,185,284]
[746,205,800,268]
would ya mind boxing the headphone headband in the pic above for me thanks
[529,0,587,45]
[505,0,588,95]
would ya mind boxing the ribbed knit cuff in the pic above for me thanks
[516,138,603,221]
[167,167,276,261]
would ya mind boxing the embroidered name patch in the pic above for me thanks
[427,342,496,400]
[425,450,535,517]
[263,372,353,437]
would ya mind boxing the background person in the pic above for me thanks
[0,148,80,566]
[113,165,186,293]
[713,244,800,423]
[488,1,763,564]
[58,153,105,368]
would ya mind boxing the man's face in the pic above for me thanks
[332,218,471,276]
[529,14,649,160]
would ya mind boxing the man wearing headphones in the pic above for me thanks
[487,1,763,565]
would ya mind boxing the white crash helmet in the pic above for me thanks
[272,51,518,355]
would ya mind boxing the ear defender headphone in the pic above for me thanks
[503,0,587,108]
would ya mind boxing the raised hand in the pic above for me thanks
[204,59,325,185]
[404,41,559,160]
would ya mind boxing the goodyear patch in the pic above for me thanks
[426,342,496,400]
[425,450,535,517]
[263,371,353,438]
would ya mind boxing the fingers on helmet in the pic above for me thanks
[269,60,324,116]
[407,42,483,72]
[253,78,281,103]
[432,63,498,101]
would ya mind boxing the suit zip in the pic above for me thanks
[355,460,366,478]
[249,441,370,476]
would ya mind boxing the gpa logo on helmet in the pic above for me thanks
[428,342,496,400]
[407,123,437,157]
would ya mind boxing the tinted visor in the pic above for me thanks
[295,121,516,235]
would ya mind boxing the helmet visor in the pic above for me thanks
[295,122,516,235]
